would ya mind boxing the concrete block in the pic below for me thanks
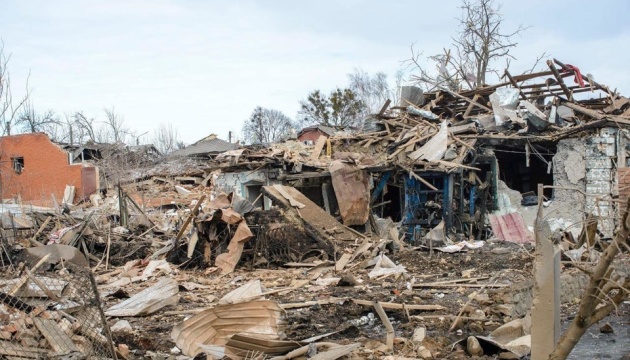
[586,168,612,180]
[585,158,612,169]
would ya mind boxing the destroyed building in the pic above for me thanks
[186,59,630,245]
[0,59,629,360]
[0,132,99,206]
[170,133,238,160]
[297,125,339,144]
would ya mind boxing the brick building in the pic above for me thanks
[296,125,337,144]
[0,133,99,206]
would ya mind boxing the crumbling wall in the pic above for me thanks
[215,170,281,209]
[0,133,98,206]
[550,138,587,236]
[584,127,617,235]
[550,130,618,237]
[488,271,589,318]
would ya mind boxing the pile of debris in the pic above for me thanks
[0,58,629,359]
[0,260,117,359]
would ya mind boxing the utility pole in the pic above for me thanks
[228,131,232,143]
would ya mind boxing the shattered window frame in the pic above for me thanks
[11,156,24,174]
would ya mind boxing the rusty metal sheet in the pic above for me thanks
[329,160,370,226]
[488,212,534,243]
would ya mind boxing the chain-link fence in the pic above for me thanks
[0,264,117,359]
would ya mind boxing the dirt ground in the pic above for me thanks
[101,239,539,359]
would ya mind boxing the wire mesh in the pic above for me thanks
[0,264,117,359]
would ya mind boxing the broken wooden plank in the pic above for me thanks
[172,194,206,248]
[334,253,352,272]
[463,93,481,117]
[30,216,51,247]
[8,253,51,296]
[352,299,445,311]
[373,302,394,350]
[0,341,48,358]
[263,185,363,243]
[33,318,81,356]
[280,297,347,310]
[310,136,328,162]
[414,283,508,288]
[547,60,573,101]
[309,343,361,360]
[399,165,439,191]
[272,184,306,209]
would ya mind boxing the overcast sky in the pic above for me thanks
[2,0,630,144]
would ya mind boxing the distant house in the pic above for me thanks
[60,142,162,167]
[170,134,238,159]
[297,125,338,144]
[0,133,99,206]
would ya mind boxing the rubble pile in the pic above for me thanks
[0,58,629,359]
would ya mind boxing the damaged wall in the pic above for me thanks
[550,138,587,235]
[551,129,619,237]
[0,133,99,206]
[584,127,617,235]
[214,169,281,209]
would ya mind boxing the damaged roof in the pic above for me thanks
[170,134,238,158]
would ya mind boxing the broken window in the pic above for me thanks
[245,183,264,210]
[374,182,403,222]
[493,144,555,198]
[11,157,24,174]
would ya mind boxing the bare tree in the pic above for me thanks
[348,69,390,114]
[16,101,58,134]
[348,69,407,114]
[103,107,131,144]
[152,122,181,155]
[243,107,294,144]
[407,0,534,91]
[0,41,30,135]
[73,111,98,143]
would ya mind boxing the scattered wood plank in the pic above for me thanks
[310,136,328,162]
[309,343,360,360]
[273,184,305,209]
[373,302,394,350]
[33,318,80,355]
[172,194,206,248]
[334,253,352,272]
[0,341,48,358]
[414,283,508,288]
[352,299,445,311]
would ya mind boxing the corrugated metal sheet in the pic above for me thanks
[488,212,534,243]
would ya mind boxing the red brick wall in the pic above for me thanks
[0,133,98,206]
[298,129,327,143]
